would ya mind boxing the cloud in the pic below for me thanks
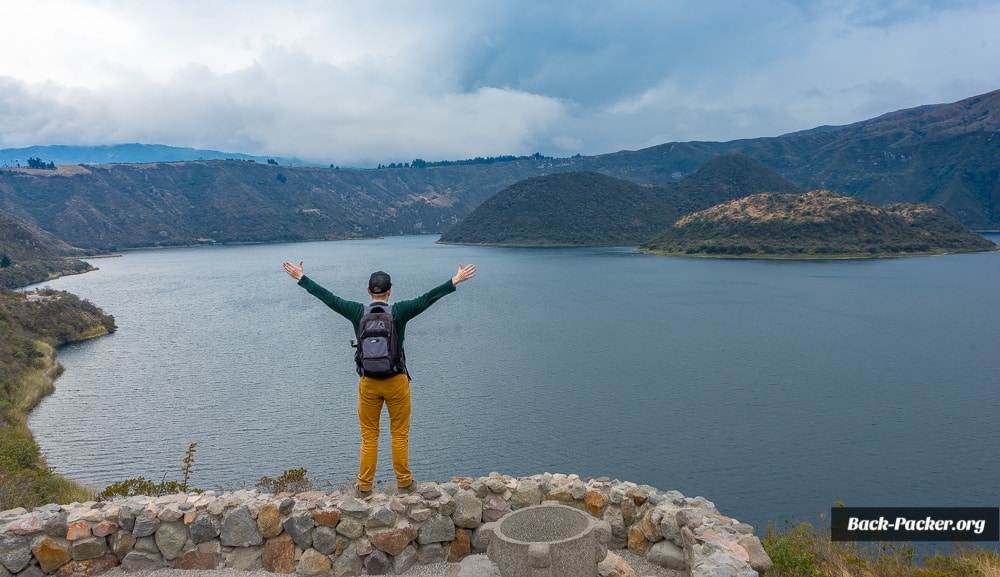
[0,0,997,166]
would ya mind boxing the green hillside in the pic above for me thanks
[638,190,998,258]
[0,212,94,289]
[438,155,802,246]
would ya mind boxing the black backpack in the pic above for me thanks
[352,303,404,378]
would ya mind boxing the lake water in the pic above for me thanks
[29,234,1000,539]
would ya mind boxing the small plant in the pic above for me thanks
[180,442,197,492]
[98,443,200,499]
[256,468,311,494]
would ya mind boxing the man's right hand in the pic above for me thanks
[283,261,304,280]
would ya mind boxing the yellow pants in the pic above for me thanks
[356,373,412,491]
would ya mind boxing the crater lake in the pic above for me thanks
[29,234,1000,539]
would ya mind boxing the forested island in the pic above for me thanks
[638,190,998,258]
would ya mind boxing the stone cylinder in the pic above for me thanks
[483,503,605,577]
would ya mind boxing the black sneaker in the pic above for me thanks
[398,480,419,495]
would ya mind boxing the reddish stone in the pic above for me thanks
[368,524,418,556]
[256,503,282,538]
[92,521,118,538]
[54,553,119,577]
[585,490,608,516]
[262,534,295,574]
[66,521,92,541]
[627,526,649,556]
[312,508,341,528]
[598,551,637,577]
[172,541,222,570]
[638,509,663,542]
[448,529,471,562]
[32,536,72,573]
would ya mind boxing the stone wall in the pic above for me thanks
[0,473,772,577]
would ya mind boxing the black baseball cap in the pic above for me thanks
[368,271,392,294]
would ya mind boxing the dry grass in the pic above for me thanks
[764,520,1000,577]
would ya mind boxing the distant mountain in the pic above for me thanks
[638,190,998,258]
[0,212,94,289]
[0,143,320,168]
[613,89,1000,229]
[438,155,802,246]
[0,89,997,252]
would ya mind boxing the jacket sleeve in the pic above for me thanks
[297,276,365,328]
[391,279,457,323]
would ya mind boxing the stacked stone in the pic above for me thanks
[0,473,772,577]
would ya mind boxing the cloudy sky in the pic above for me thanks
[1,1,997,166]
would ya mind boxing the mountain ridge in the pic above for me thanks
[0,88,997,252]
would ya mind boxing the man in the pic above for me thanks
[282,260,477,498]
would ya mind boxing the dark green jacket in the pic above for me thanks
[297,275,456,353]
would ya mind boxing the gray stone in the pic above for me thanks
[172,540,223,570]
[131,508,160,538]
[189,514,221,544]
[416,542,447,565]
[133,536,159,554]
[224,545,262,571]
[330,542,363,577]
[119,550,164,572]
[157,504,184,523]
[659,505,683,542]
[338,498,370,519]
[481,494,510,523]
[392,544,417,575]
[282,511,314,549]
[470,479,488,499]
[335,517,364,540]
[0,532,31,573]
[417,514,455,545]
[485,477,506,494]
[364,507,396,531]
[220,506,263,547]
[14,564,44,577]
[42,511,69,538]
[510,480,541,510]
[297,548,332,577]
[438,494,457,517]
[108,530,135,561]
[116,505,137,533]
[362,548,389,575]
[70,536,108,561]
[418,485,442,500]
[438,482,460,497]
[470,526,489,554]
[154,521,188,560]
[738,535,773,574]
[602,506,627,550]
[647,539,687,571]
[312,526,339,555]
[452,490,483,529]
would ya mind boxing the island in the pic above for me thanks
[638,189,998,258]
